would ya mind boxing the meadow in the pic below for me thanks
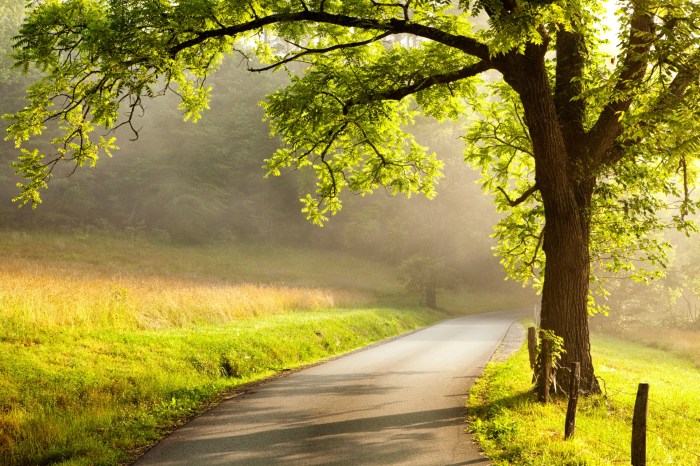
[467,331,700,465]
[601,323,700,368]
[0,229,525,465]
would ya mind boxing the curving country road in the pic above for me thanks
[134,309,527,465]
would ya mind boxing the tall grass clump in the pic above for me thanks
[467,333,700,465]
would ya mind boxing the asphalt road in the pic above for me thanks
[134,309,527,465]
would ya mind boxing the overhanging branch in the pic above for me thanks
[598,62,698,169]
[342,60,493,113]
[587,4,654,163]
[169,10,490,60]
[248,32,393,72]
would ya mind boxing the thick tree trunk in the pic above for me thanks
[500,46,601,395]
[540,207,600,394]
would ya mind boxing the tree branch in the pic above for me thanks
[524,227,545,273]
[342,60,493,113]
[497,183,539,207]
[371,0,411,21]
[248,32,392,72]
[317,122,349,198]
[487,120,534,157]
[587,3,655,163]
[554,29,586,156]
[169,11,490,61]
[598,63,698,169]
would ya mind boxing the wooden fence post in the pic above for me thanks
[537,336,551,403]
[631,383,649,466]
[564,362,580,439]
[527,327,537,369]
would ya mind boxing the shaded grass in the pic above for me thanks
[0,308,442,466]
[467,333,700,465]
[0,230,401,298]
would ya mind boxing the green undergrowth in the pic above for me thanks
[0,308,442,466]
[467,333,700,465]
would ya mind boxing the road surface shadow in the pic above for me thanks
[139,406,480,465]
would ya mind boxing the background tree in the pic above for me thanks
[6,0,700,393]
[399,255,459,309]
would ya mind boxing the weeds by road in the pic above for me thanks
[1,308,441,465]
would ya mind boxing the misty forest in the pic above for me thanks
[2,0,700,464]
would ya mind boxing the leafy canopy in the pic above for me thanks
[5,0,700,297]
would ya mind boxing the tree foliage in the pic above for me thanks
[0,7,498,276]
[4,0,699,266]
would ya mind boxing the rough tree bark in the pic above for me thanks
[498,43,601,394]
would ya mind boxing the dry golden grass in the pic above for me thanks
[609,324,700,367]
[0,255,368,330]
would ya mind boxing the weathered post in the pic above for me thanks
[527,326,537,369]
[631,383,649,466]
[537,336,551,403]
[564,362,580,439]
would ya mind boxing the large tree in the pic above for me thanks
[6,0,700,392]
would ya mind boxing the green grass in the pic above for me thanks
[598,323,700,368]
[0,229,403,297]
[467,333,700,465]
[1,308,443,466]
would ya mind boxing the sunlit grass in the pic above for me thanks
[1,309,442,466]
[600,323,700,367]
[467,334,700,465]
[0,229,449,465]
[0,230,386,330]
[0,259,349,328]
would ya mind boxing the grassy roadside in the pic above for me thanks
[0,229,528,465]
[1,307,443,466]
[0,230,452,465]
[467,333,700,465]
